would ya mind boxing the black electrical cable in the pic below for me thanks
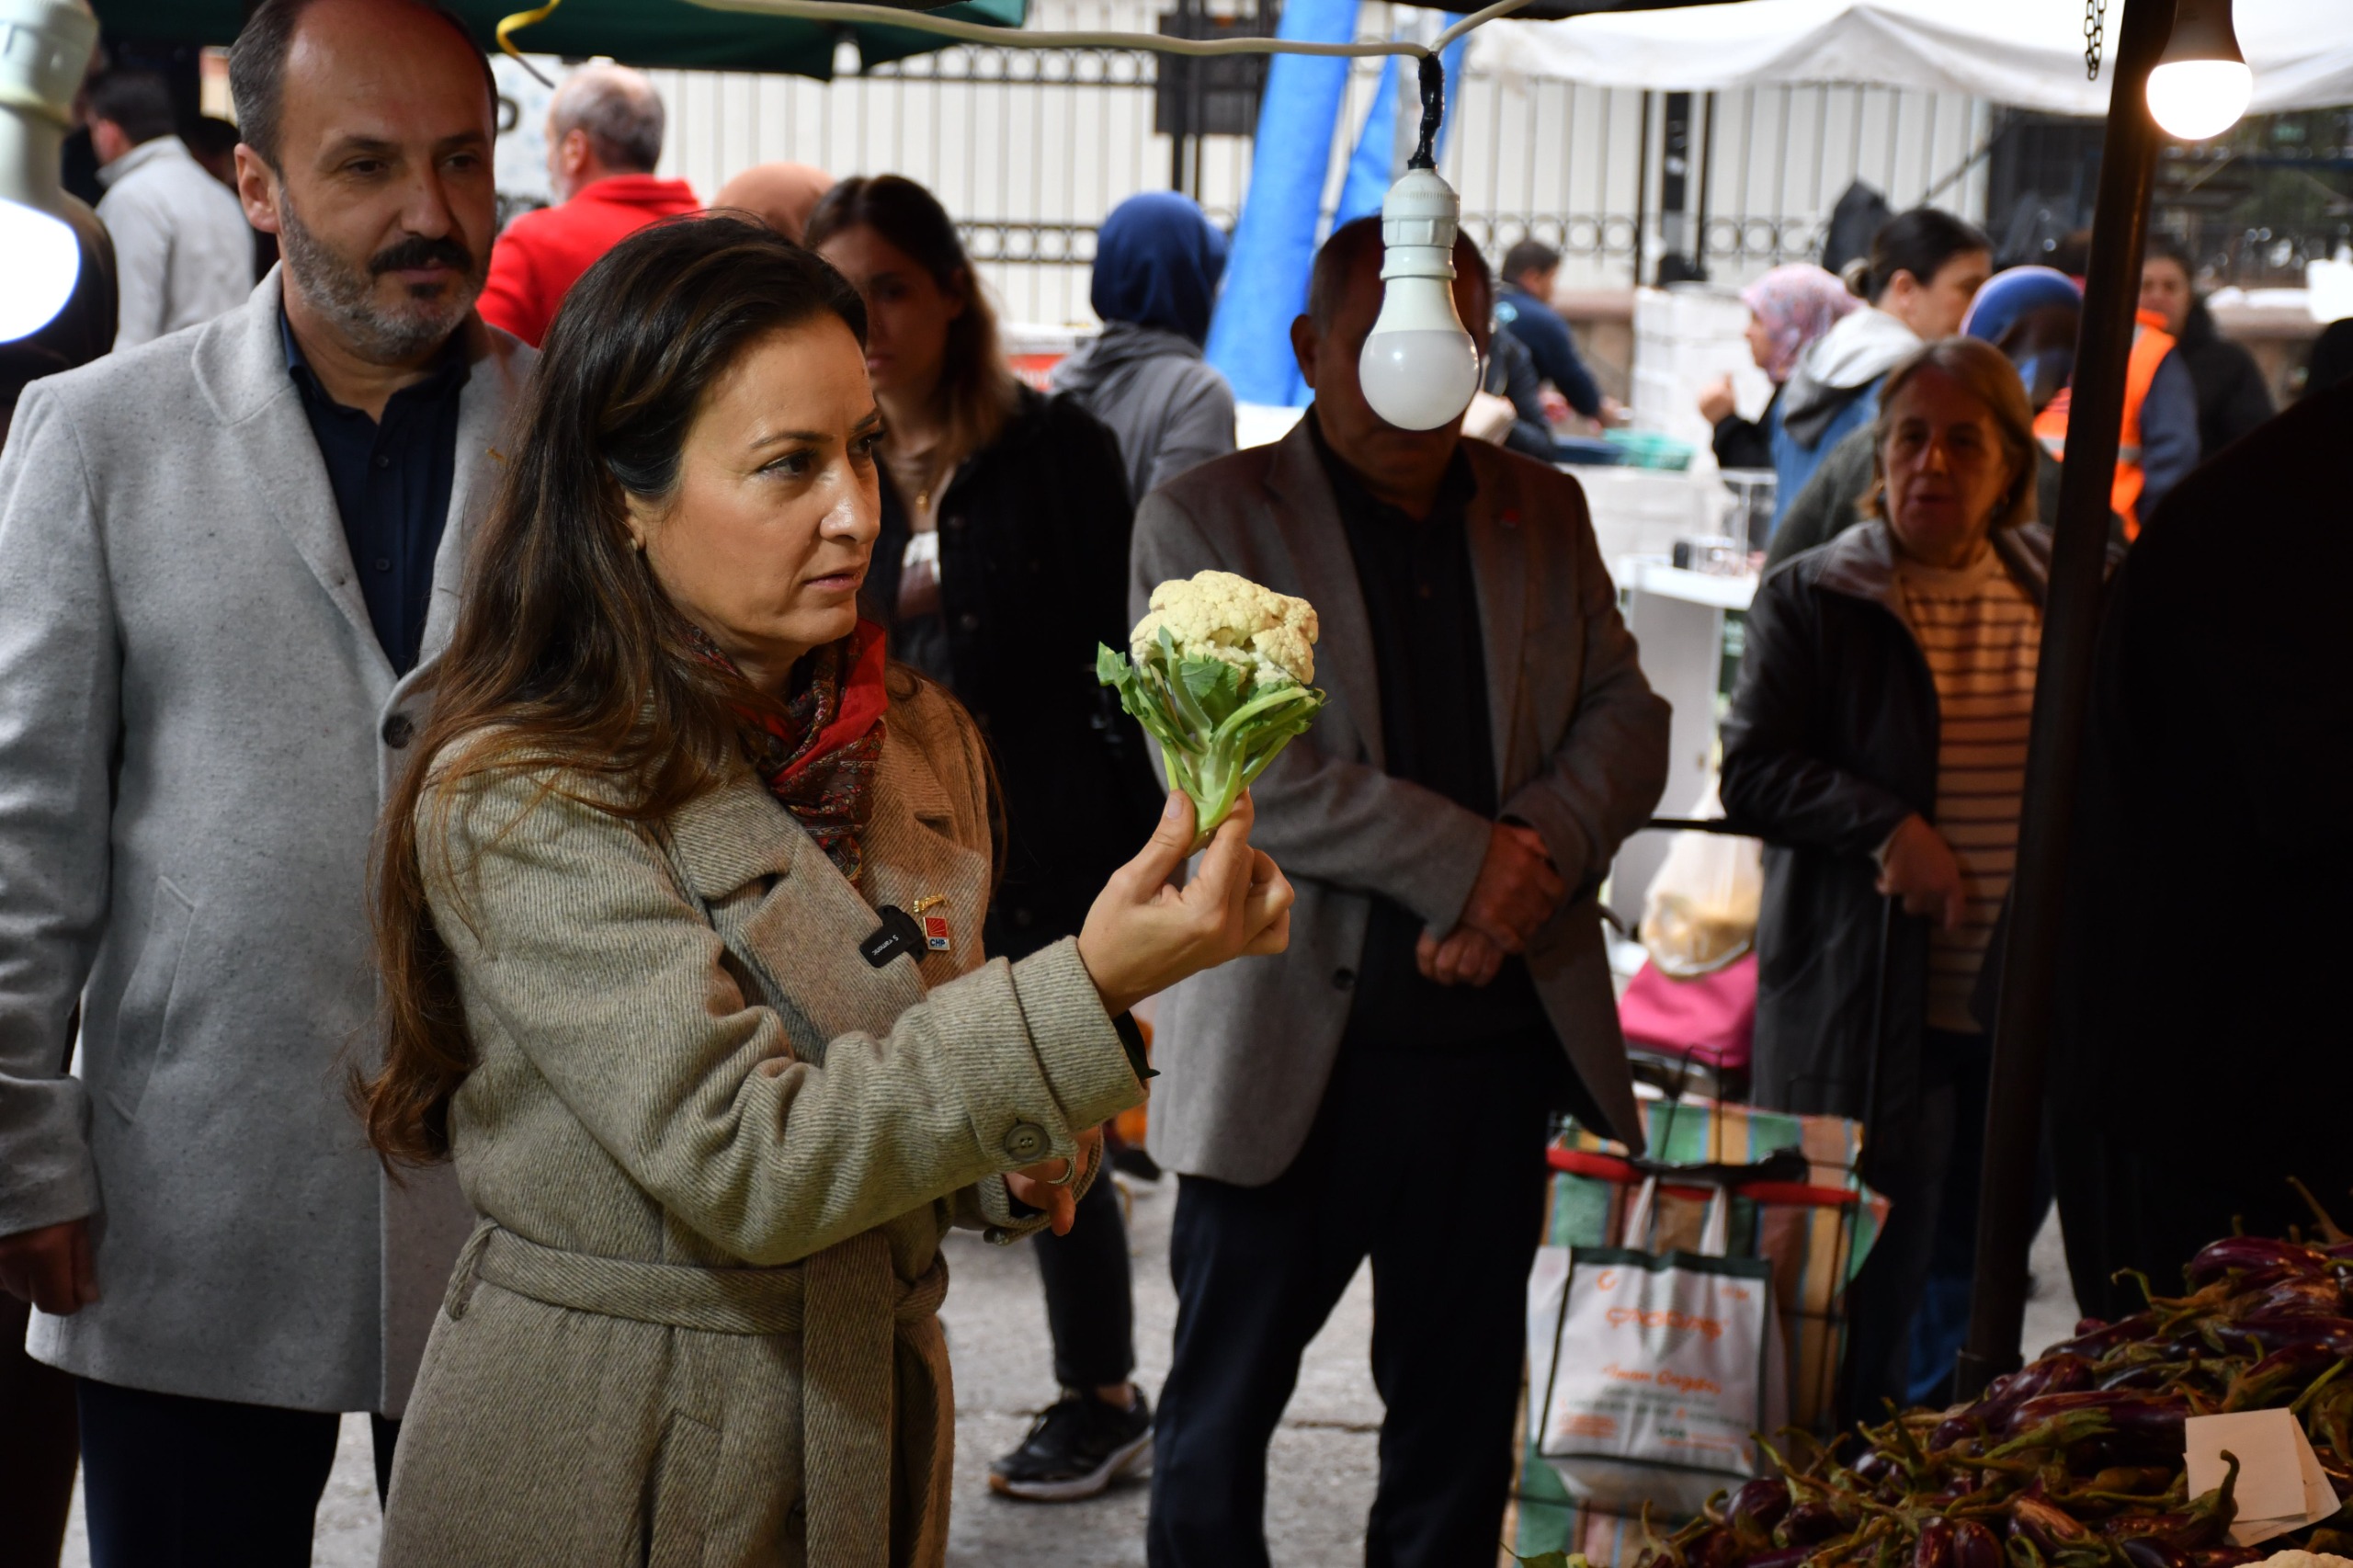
[1408,52,1444,170]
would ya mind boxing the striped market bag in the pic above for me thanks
[1514,1092,1889,1564]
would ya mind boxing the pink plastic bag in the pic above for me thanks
[1618,952,1756,1071]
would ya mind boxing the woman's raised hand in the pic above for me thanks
[1075,790,1292,1019]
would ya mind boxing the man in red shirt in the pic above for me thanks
[477,63,700,347]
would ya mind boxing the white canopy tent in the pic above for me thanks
[1466,0,2353,114]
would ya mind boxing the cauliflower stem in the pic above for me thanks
[1097,626,1324,836]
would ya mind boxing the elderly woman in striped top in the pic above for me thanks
[1721,335,2054,1427]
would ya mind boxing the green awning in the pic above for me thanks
[89,0,1029,79]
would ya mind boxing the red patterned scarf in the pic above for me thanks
[689,619,889,881]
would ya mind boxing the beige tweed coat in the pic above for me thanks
[378,683,1144,1568]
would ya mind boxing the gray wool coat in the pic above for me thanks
[1129,420,1671,1182]
[0,270,532,1414]
[379,683,1142,1568]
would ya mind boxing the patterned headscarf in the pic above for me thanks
[689,619,889,881]
[1741,265,1862,384]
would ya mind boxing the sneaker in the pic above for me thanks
[987,1389,1154,1502]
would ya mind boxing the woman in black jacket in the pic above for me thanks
[2140,238,2274,456]
[810,175,1165,1502]
[1722,337,2050,1424]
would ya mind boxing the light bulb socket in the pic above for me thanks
[1378,165,1461,283]
[2156,0,2244,67]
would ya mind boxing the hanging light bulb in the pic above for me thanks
[0,201,82,341]
[1358,56,1482,432]
[2146,0,2253,142]
[0,0,99,344]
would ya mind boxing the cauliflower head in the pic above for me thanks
[1131,570,1319,687]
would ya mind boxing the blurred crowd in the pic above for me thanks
[1,4,2349,1568]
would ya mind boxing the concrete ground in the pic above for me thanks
[59,1182,2081,1567]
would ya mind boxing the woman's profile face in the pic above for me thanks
[627,314,883,689]
[1884,249,1993,342]
[1744,310,1774,372]
[814,222,965,406]
[1880,366,2019,570]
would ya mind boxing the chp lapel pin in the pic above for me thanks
[911,894,953,953]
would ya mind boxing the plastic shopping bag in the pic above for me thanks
[1639,781,1761,978]
[1528,1178,1787,1518]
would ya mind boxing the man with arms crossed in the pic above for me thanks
[1137,218,1670,1566]
[0,1,529,1559]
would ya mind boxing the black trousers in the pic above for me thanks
[0,1293,76,1567]
[1033,1162,1136,1389]
[1839,1028,1985,1426]
[1147,1039,1566,1568]
[76,1378,398,1568]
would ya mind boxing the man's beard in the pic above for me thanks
[278,194,484,362]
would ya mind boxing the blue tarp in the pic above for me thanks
[1201,0,1358,407]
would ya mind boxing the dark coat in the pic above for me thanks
[864,385,1163,959]
[1721,521,2053,1133]
[2174,299,2275,459]
[2050,382,2353,1315]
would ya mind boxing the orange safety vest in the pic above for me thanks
[2032,308,2177,540]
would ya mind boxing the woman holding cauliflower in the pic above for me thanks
[357,220,1291,1565]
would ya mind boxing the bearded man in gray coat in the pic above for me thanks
[0,0,529,1558]
[1136,221,1669,1568]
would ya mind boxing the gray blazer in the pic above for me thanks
[1130,420,1670,1184]
[0,270,532,1415]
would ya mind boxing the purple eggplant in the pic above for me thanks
[1995,1391,2189,1464]
[2186,1236,2325,1287]
[1739,1549,1815,1568]
[2121,1541,2193,1568]
[1731,1478,1793,1533]
[1952,1520,2003,1568]
[2231,1277,2347,1320]
[1913,1517,1956,1568]
[1778,1501,1847,1547]
[1940,1355,2101,1448]
[2055,1313,2160,1361]
[2207,1314,2353,1359]
[2010,1496,2093,1551]
[2187,1551,2262,1568]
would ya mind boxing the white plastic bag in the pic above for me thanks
[1527,1177,1788,1518]
[1639,779,1761,978]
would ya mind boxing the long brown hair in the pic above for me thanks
[803,174,1021,460]
[359,214,870,1165]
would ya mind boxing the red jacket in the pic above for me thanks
[478,175,701,347]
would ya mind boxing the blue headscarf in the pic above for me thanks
[1962,266,2083,405]
[1090,192,1229,347]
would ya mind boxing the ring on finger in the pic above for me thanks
[1045,1154,1079,1187]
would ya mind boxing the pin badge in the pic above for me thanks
[911,895,951,952]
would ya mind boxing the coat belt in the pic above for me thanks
[443,1221,949,1568]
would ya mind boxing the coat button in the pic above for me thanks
[382,712,415,749]
[1332,967,1356,989]
[1003,1121,1048,1163]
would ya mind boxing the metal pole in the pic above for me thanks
[1952,0,2176,1402]
[1633,88,1652,287]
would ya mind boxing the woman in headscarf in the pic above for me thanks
[1699,263,1859,471]
[1048,190,1236,505]
[713,160,834,244]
